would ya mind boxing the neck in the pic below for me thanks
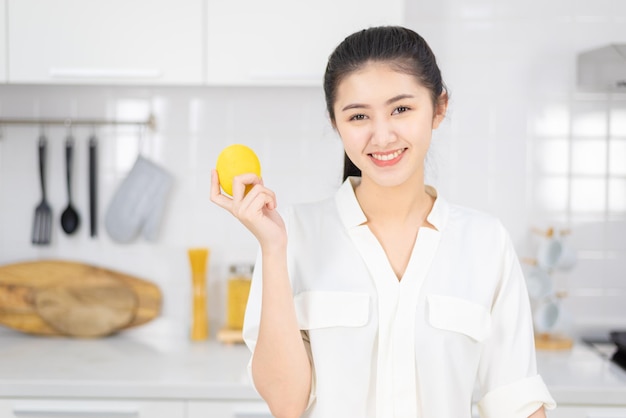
[355,172,432,225]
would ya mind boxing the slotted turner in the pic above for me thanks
[31,135,52,245]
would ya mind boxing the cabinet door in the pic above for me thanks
[0,0,6,82]
[187,400,272,418]
[548,406,626,418]
[206,0,405,86]
[0,399,185,418]
[7,0,203,85]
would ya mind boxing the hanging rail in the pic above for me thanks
[0,113,156,131]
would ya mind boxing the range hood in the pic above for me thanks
[577,44,626,91]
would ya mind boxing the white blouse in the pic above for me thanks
[243,177,556,418]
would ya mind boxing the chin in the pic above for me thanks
[365,173,411,188]
[363,166,423,189]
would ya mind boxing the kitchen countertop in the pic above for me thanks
[536,343,626,406]
[0,331,258,401]
[0,331,625,406]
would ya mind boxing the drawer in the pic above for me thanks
[0,399,185,418]
[548,406,626,418]
[187,401,271,418]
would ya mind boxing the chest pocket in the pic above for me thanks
[294,291,369,330]
[427,294,491,342]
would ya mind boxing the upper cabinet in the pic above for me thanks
[205,0,405,86]
[0,0,6,83]
[3,0,405,86]
[7,0,204,85]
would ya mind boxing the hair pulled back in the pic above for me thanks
[323,26,446,180]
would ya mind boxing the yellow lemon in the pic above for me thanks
[216,144,262,196]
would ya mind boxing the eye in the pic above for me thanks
[392,106,410,115]
[349,113,367,121]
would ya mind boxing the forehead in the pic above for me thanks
[335,62,428,106]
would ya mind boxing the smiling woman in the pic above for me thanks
[211,26,557,418]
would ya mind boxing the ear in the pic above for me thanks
[432,91,448,129]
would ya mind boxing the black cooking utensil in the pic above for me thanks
[60,135,80,234]
[89,134,98,237]
[610,331,626,370]
[31,135,52,245]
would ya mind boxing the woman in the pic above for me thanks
[211,26,556,418]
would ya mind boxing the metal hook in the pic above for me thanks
[137,123,148,156]
[39,124,47,142]
[65,119,75,143]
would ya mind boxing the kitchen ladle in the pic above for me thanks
[61,135,80,234]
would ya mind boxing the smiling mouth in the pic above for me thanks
[369,148,407,161]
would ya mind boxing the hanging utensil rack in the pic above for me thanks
[0,114,156,132]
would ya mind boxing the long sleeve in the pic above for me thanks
[476,225,556,417]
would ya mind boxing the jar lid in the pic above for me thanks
[229,263,254,276]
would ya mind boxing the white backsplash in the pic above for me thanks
[0,85,345,339]
[1,0,625,340]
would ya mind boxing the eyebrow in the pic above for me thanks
[341,94,415,112]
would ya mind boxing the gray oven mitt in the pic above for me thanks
[105,156,173,243]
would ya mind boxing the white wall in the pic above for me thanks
[0,0,625,340]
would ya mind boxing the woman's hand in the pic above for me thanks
[528,406,546,418]
[210,169,286,251]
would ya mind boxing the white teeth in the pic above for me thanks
[371,149,404,161]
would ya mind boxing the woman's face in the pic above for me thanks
[333,62,446,188]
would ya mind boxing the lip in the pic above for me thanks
[369,148,407,167]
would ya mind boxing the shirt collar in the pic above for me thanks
[334,177,448,231]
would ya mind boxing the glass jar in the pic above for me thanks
[226,263,253,330]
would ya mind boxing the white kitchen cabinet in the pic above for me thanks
[187,401,272,418]
[0,0,6,82]
[7,0,203,85]
[547,406,626,418]
[0,399,185,418]
[205,0,405,86]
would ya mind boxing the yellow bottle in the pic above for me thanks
[226,264,253,330]
[188,248,210,341]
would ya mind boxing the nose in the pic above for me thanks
[370,116,396,147]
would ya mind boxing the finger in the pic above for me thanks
[210,169,234,209]
[251,180,276,210]
[236,193,276,226]
[231,173,263,201]
[260,186,277,210]
[237,184,278,216]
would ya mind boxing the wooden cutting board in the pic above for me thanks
[0,260,161,338]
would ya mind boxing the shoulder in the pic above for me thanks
[447,202,501,226]
[443,200,508,243]
[281,194,340,234]
[286,195,337,220]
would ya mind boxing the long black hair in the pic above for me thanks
[323,26,447,181]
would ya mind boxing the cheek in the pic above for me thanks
[337,124,365,149]
[408,114,436,139]
[338,130,368,166]
[394,122,423,144]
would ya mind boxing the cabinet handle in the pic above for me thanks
[586,411,626,418]
[49,68,162,79]
[13,401,140,416]
[233,404,273,418]
[248,71,320,83]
